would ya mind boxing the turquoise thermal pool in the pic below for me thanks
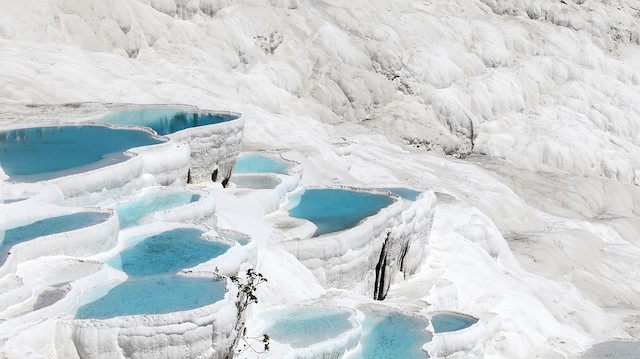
[107,228,230,277]
[346,308,432,359]
[99,108,237,136]
[114,189,199,228]
[233,154,290,174]
[74,276,225,319]
[431,313,478,333]
[288,189,394,236]
[261,307,354,348]
[0,125,163,181]
[76,228,229,319]
[1,211,110,251]
[381,187,422,201]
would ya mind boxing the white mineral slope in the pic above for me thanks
[2,0,640,358]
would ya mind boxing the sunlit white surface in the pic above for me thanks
[2,0,640,357]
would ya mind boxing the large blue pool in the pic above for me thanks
[114,190,199,228]
[233,154,291,174]
[288,189,394,236]
[98,108,237,136]
[107,228,230,277]
[0,125,163,181]
[1,212,110,249]
[346,308,431,359]
[431,313,478,333]
[262,307,354,348]
[76,228,229,319]
[74,276,225,319]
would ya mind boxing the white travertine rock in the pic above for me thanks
[279,187,436,299]
[54,276,240,359]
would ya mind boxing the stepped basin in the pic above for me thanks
[99,108,237,136]
[346,308,432,359]
[113,189,200,228]
[431,312,478,333]
[230,174,281,189]
[107,228,230,277]
[380,187,422,201]
[74,276,225,319]
[0,125,164,182]
[288,188,394,236]
[233,154,291,174]
[1,212,110,254]
[261,307,355,348]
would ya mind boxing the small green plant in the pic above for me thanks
[230,269,269,355]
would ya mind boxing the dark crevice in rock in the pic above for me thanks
[399,242,409,277]
[374,232,390,300]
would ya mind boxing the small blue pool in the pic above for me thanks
[114,190,199,228]
[233,154,290,174]
[74,276,225,319]
[107,228,230,276]
[99,108,237,136]
[288,189,394,236]
[381,187,422,201]
[231,174,281,189]
[346,309,431,359]
[262,307,354,348]
[0,125,163,181]
[1,212,110,249]
[581,341,640,359]
[431,313,478,333]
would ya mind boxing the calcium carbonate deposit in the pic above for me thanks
[3,0,640,358]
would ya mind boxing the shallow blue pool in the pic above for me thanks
[231,174,281,189]
[0,212,110,249]
[262,307,354,348]
[99,108,237,136]
[288,189,394,236]
[346,309,431,359]
[0,126,163,181]
[233,154,290,174]
[1,198,27,204]
[582,341,640,359]
[74,276,225,319]
[381,187,422,201]
[107,228,230,276]
[431,313,477,333]
[114,190,199,228]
